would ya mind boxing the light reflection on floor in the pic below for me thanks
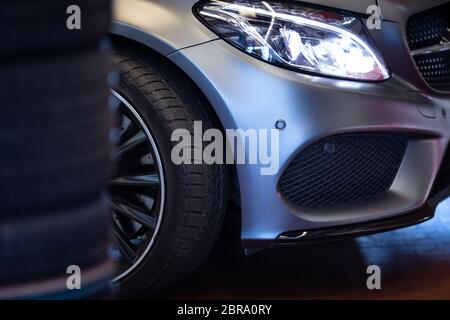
[353,198,450,299]
[162,200,450,300]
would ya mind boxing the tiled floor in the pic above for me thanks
[162,199,450,299]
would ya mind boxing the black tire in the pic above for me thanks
[111,51,229,297]
[0,0,114,299]
[0,50,113,217]
[0,197,111,286]
[0,0,112,59]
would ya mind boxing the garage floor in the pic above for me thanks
[161,199,450,300]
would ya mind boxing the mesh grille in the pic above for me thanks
[279,134,407,209]
[406,2,450,91]
[406,4,449,51]
[413,50,450,91]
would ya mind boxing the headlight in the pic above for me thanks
[195,0,390,81]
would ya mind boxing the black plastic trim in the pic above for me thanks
[275,205,434,246]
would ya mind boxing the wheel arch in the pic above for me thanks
[110,21,176,57]
[109,32,242,208]
[111,0,218,56]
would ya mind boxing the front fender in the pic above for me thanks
[111,0,218,56]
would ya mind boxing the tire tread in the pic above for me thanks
[111,53,228,296]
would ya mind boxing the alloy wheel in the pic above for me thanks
[109,90,165,282]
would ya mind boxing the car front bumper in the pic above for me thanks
[168,34,450,250]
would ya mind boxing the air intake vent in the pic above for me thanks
[279,134,407,209]
[406,2,450,91]
[430,145,450,200]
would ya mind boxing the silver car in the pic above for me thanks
[108,0,450,296]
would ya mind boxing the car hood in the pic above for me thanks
[300,1,448,22]
[378,0,449,22]
[298,0,376,14]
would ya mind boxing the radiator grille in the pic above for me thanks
[279,134,407,209]
[406,2,450,91]
[413,51,450,91]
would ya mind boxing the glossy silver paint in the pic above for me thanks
[112,0,450,250]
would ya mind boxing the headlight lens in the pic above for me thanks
[196,0,390,81]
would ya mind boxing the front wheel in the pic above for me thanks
[109,51,228,297]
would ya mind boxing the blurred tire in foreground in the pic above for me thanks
[0,0,114,299]
[0,0,112,59]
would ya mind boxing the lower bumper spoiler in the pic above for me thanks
[274,204,435,246]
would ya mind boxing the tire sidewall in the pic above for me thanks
[114,79,191,294]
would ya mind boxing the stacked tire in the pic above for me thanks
[0,0,114,299]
